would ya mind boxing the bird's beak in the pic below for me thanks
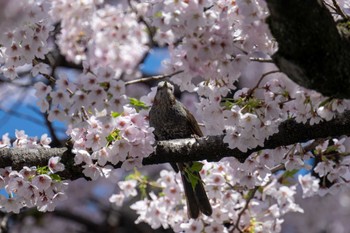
[164,81,168,88]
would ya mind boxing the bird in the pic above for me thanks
[149,81,212,219]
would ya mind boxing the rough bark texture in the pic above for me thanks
[1,111,350,179]
[266,0,350,99]
[145,110,350,164]
[0,147,82,180]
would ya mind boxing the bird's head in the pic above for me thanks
[153,81,176,106]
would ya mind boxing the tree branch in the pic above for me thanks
[1,111,350,180]
[125,70,184,86]
[145,110,350,165]
[0,147,82,180]
[265,0,350,99]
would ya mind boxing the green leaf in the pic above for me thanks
[187,172,200,190]
[222,100,234,110]
[244,189,256,200]
[325,145,338,154]
[125,168,142,180]
[282,90,290,98]
[50,174,62,182]
[37,166,49,175]
[184,163,203,190]
[283,169,298,178]
[191,162,204,172]
[154,11,162,18]
[111,111,121,118]
[280,169,299,185]
[125,173,137,181]
[247,97,263,109]
[106,134,115,143]
[139,181,148,199]
[249,217,257,233]
[125,168,150,199]
[129,97,148,110]
[99,82,109,88]
[106,129,121,143]
[318,97,332,107]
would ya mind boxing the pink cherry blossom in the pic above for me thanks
[32,174,52,191]
[48,156,65,173]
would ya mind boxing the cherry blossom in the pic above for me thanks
[298,174,320,198]
[0,142,68,213]
[118,180,138,197]
[0,1,350,232]
[48,156,65,173]
[109,193,125,207]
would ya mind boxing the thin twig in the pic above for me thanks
[247,70,281,96]
[42,73,56,84]
[43,112,63,147]
[127,0,157,48]
[255,70,280,89]
[323,1,338,13]
[231,186,259,233]
[331,0,349,19]
[270,164,285,173]
[249,57,274,63]
[125,70,184,85]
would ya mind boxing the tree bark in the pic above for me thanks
[1,111,350,180]
[265,0,350,99]
[1,0,350,181]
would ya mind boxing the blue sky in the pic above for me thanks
[0,105,66,139]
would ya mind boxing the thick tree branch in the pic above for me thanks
[1,111,350,180]
[265,0,350,99]
[145,110,350,164]
[0,147,82,180]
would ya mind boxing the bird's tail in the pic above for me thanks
[180,164,212,219]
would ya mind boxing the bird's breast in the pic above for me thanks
[149,105,192,140]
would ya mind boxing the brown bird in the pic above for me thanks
[149,81,212,219]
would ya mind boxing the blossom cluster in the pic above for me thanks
[112,162,304,233]
[146,0,273,92]
[0,161,66,213]
[30,0,156,179]
[1,0,149,81]
[34,65,128,123]
[0,130,51,149]
[145,0,350,155]
[1,0,350,232]
[112,134,350,232]
[197,76,350,152]
[34,64,155,179]
[69,106,155,179]
[0,131,66,213]
[0,0,53,79]
[51,0,149,77]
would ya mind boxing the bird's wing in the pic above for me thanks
[184,107,203,137]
